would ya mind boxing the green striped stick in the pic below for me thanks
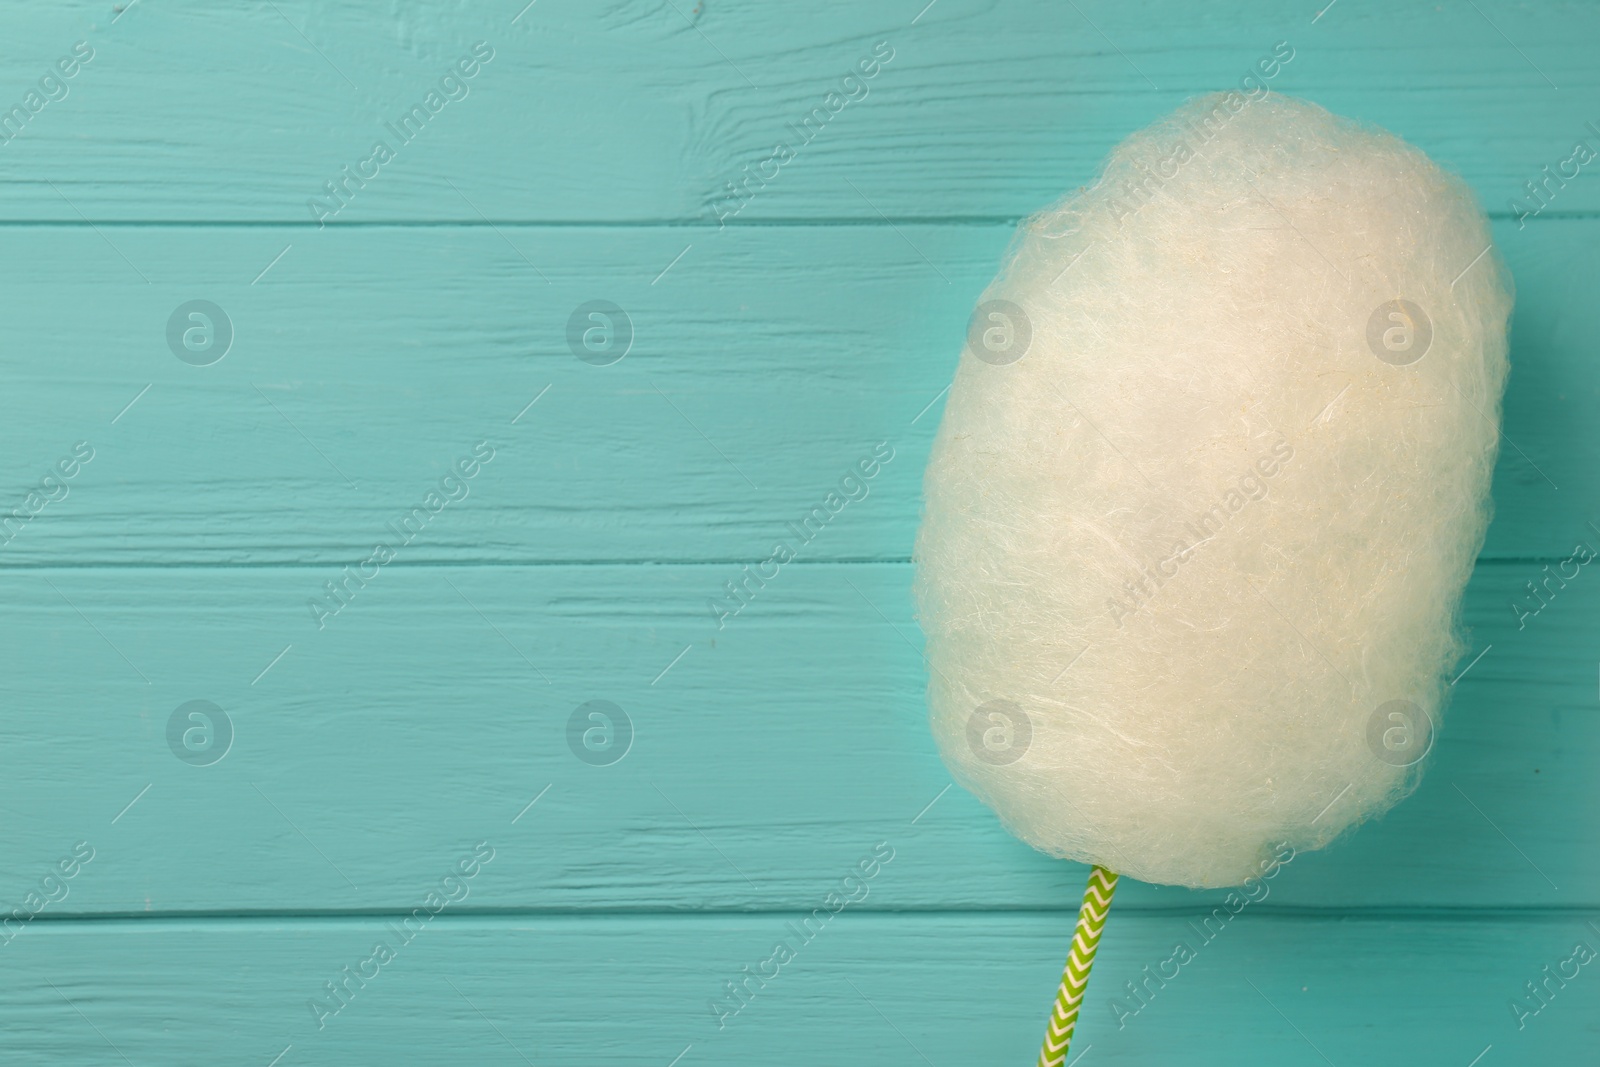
[1037,865,1119,1067]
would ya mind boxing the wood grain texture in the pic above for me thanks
[0,219,1590,565]
[0,1,1591,222]
[0,0,1593,1062]
[0,560,1590,914]
[4,914,1595,1065]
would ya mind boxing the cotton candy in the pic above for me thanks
[914,92,1511,888]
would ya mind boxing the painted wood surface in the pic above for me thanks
[0,1,1593,222]
[6,915,1596,1065]
[1,561,1594,914]
[0,219,1591,564]
[1,0,1594,1064]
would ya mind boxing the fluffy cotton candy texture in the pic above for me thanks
[914,92,1512,889]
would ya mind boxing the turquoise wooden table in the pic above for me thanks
[0,1,1595,1063]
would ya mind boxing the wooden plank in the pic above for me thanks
[0,1,1592,222]
[4,912,1593,1064]
[0,559,1591,914]
[0,4,1587,1064]
[0,219,1587,564]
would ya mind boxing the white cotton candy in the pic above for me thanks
[914,92,1512,889]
